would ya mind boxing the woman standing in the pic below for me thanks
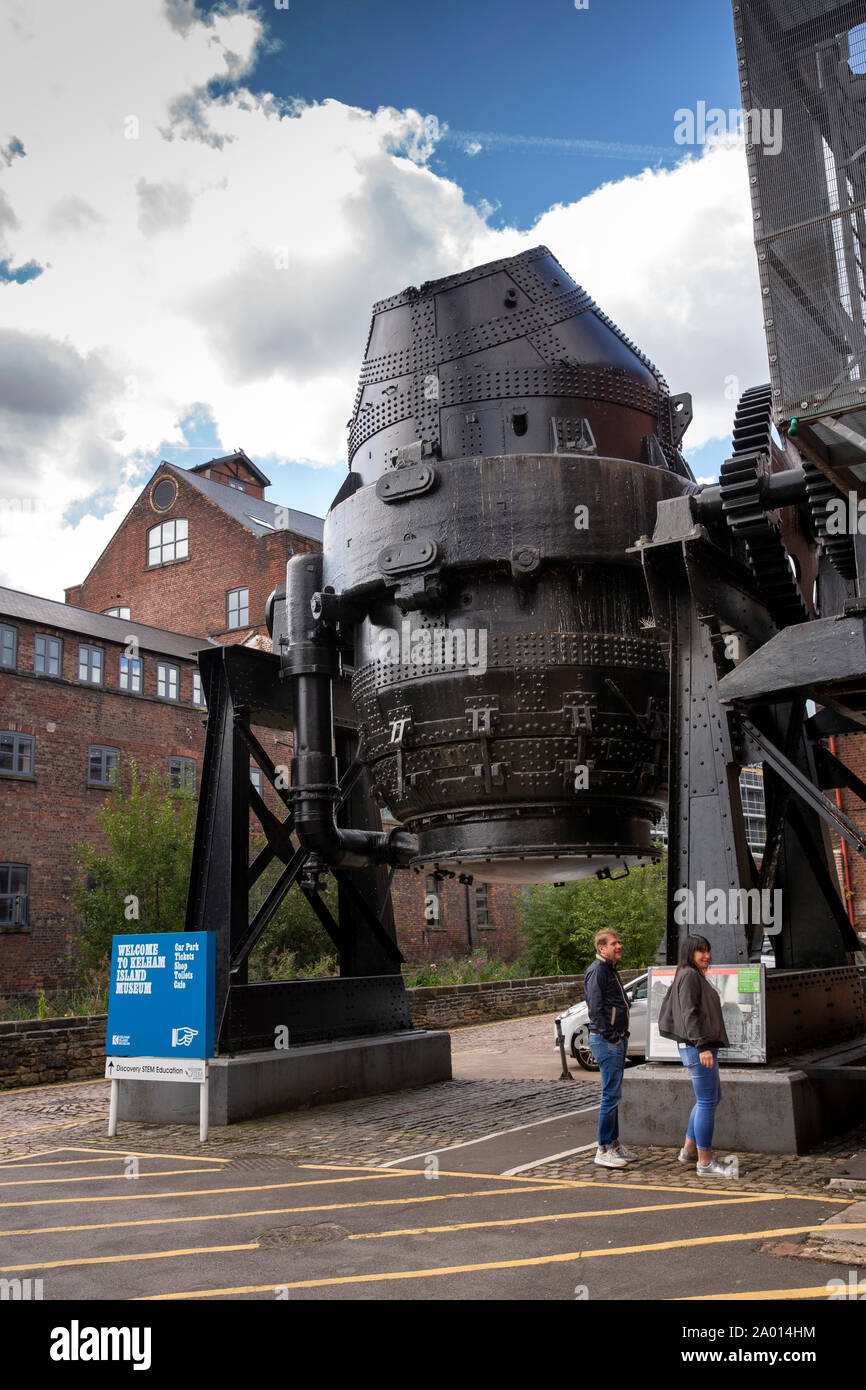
[659,934,736,1178]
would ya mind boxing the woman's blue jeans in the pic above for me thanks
[589,1032,626,1148]
[678,1044,721,1150]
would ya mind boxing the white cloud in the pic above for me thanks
[0,0,767,602]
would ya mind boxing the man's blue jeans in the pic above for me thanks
[589,1032,626,1148]
[678,1044,722,1150]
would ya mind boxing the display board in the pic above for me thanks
[646,964,766,1063]
[105,932,215,1061]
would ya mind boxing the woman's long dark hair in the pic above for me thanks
[674,934,711,979]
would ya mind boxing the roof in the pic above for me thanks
[189,449,272,489]
[0,587,215,661]
[165,465,324,543]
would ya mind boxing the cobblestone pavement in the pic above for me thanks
[2,1016,864,1201]
[0,1074,600,1166]
[535,1118,866,1198]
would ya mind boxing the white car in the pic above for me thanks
[556,951,776,1070]
[554,973,649,1071]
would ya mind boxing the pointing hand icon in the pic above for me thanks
[172,1027,199,1047]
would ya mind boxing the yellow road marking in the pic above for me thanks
[0,1242,258,1273]
[138,1222,866,1298]
[345,1193,778,1239]
[304,1165,846,1204]
[0,1157,215,1171]
[0,1184,569,1237]
[0,1145,231,1167]
[0,1171,410,1210]
[676,1286,844,1301]
[0,1168,225,1188]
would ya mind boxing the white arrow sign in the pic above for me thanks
[105,1056,206,1084]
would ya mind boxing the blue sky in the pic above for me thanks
[0,0,768,594]
[201,0,742,228]
[174,0,748,514]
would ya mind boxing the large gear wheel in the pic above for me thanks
[801,460,857,580]
[719,384,808,628]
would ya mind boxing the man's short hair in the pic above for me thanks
[594,930,620,951]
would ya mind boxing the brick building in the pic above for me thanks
[0,589,213,994]
[1,452,523,999]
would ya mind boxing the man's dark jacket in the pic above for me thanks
[583,956,630,1042]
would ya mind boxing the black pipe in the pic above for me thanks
[282,553,417,870]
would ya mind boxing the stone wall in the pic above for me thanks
[0,969,645,1089]
[407,969,644,1030]
[0,1015,107,1090]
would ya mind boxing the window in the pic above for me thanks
[474,883,491,927]
[34,634,62,676]
[119,655,142,693]
[102,606,130,620]
[739,766,766,855]
[0,864,29,926]
[147,518,188,566]
[0,732,34,777]
[78,643,103,684]
[157,662,179,701]
[631,977,648,1001]
[228,481,246,492]
[192,670,206,707]
[250,767,263,796]
[88,746,119,786]
[168,756,196,793]
[227,587,250,629]
[0,625,17,669]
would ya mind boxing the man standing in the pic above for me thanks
[583,930,637,1168]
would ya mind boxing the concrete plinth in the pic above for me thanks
[116,1029,451,1127]
[621,1059,865,1154]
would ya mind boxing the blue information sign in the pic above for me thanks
[105,932,215,1060]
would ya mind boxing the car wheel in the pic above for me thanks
[571,1027,599,1071]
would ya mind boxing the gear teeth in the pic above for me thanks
[718,385,808,629]
[802,460,857,580]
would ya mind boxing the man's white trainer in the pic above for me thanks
[594,1147,628,1168]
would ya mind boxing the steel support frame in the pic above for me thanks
[185,645,409,1052]
[639,506,862,969]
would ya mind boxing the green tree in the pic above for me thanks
[247,856,338,979]
[520,857,667,975]
[73,760,197,980]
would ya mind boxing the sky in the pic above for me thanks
[0,0,771,600]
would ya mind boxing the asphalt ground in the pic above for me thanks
[0,1131,859,1305]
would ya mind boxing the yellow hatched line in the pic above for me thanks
[137,1222,866,1298]
[676,1286,844,1301]
[0,1242,258,1273]
[0,1184,569,1238]
[305,1164,846,1204]
[0,1145,231,1166]
[0,1157,209,1171]
[0,1171,407,1211]
[0,1168,225,1188]
[345,1193,777,1239]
